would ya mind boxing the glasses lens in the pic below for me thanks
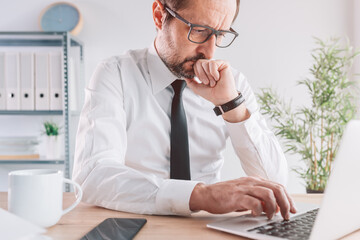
[216,32,236,47]
[189,26,213,43]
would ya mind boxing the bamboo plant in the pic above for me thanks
[257,37,359,192]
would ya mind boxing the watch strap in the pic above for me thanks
[213,93,245,116]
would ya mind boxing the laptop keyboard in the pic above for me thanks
[247,208,319,240]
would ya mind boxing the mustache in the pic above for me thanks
[183,53,206,63]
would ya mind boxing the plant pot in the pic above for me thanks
[45,136,60,159]
[306,188,324,194]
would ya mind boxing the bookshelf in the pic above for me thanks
[0,110,63,115]
[0,32,84,191]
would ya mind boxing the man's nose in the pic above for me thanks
[196,34,217,59]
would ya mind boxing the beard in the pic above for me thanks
[158,35,206,79]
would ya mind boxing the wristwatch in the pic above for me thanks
[213,93,245,116]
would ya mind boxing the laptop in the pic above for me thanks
[207,120,360,240]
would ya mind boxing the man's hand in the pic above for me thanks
[184,59,250,123]
[185,59,237,105]
[189,176,297,220]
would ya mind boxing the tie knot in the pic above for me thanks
[171,80,186,95]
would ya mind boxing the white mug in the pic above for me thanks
[8,169,83,228]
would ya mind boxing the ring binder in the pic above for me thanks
[35,52,50,110]
[5,52,20,110]
[0,52,5,110]
[20,52,35,110]
[49,51,63,110]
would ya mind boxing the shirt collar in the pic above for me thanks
[147,42,179,94]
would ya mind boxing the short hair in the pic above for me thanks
[159,0,240,24]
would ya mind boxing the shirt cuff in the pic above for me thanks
[156,179,202,215]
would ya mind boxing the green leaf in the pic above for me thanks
[43,121,61,136]
[256,36,360,191]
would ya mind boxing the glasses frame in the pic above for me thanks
[164,6,239,48]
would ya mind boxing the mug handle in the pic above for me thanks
[62,178,83,215]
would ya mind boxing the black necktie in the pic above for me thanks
[170,80,191,180]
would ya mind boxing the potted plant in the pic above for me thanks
[257,37,359,193]
[43,121,62,159]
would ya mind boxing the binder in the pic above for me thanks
[5,52,20,110]
[49,52,63,110]
[0,52,5,110]
[20,52,35,110]
[35,52,49,110]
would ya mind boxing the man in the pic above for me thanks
[73,0,297,220]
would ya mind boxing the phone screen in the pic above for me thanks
[80,218,147,240]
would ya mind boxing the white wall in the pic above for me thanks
[218,0,355,193]
[0,0,358,193]
[353,0,360,84]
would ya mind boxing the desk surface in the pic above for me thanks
[1,192,359,240]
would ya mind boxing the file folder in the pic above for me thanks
[35,52,49,110]
[20,52,35,110]
[49,52,63,110]
[69,46,82,111]
[0,52,5,110]
[5,52,20,110]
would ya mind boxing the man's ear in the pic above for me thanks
[152,0,166,31]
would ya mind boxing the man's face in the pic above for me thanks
[156,0,236,79]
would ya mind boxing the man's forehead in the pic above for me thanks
[177,0,236,29]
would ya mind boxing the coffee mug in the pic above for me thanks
[8,169,83,228]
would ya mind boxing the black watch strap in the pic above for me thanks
[213,93,245,116]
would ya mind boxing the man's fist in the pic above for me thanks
[185,59,250,123]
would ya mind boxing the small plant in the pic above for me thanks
[257,37,359,192]
[43,121,61,136]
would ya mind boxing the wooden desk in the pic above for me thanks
[0,192,359,239]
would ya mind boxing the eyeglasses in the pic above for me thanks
[165,6,239,48]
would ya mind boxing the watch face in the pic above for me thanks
[41,3,80,32]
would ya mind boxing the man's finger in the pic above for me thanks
[248,186,277,219]
[209,61,220,81]
[194,61,211,85]
[257,177,297,214]
[194,62,209,85]
[255,181,291,220]
[283,186,297,213]
[237,195,263,216]
[201,61,216,85]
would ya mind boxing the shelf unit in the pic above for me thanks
[0,110,63,115]
[0,160,65,164]
[0,32,84,191]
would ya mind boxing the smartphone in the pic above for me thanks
[80,218,147,240]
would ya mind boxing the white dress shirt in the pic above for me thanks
[72,43,288,216]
